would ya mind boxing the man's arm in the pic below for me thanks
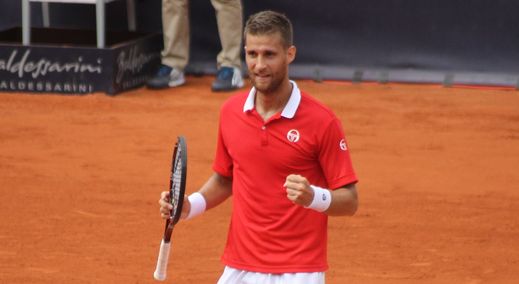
[326,183,358,216]
[197,172,233,210]
[159,172,233,220]
[284,174,358,216]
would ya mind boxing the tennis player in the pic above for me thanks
[159,10,359,284]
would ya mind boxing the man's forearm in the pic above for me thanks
[326,184,358,216]
[198,172,233,210]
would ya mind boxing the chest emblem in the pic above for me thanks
[287,129,300,143]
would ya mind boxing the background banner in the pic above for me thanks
[1,0,518,87]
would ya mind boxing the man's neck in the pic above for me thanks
[255,80,293,121]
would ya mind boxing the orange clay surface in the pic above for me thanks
[1,77,519,283]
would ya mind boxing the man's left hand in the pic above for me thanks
[284,174,314,207]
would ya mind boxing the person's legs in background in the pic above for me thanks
[210,0,244,92]
[147,0,189,89]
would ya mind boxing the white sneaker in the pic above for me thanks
[211,67,244,92]
[147,65,186,89]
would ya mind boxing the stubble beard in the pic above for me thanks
[250,70,286,95]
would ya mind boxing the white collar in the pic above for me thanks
[243,80,301,119]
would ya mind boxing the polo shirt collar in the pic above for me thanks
[243,80,301,119]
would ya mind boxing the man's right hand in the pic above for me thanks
[158,191,191,220]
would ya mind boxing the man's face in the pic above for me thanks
[245,33,295,95]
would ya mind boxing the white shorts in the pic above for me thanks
[217,266,325,284]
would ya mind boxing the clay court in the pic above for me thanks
[1,77,518,283]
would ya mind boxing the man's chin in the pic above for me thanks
[251,81,270,92]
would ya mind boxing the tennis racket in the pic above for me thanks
[153,136,187,281]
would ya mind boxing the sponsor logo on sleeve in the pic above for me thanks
[339,139,348,151]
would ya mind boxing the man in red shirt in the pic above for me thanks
[159,10,359,284]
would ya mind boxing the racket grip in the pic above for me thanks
[153,239,171,281]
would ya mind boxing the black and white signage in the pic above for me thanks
[0,28,162,95]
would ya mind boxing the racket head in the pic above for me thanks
[169,136,187,226]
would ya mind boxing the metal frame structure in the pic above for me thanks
[21,0,136,48]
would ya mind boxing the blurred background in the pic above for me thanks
[1,0,519,87]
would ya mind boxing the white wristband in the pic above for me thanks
[185,192,207,220]
[305,185,332,212]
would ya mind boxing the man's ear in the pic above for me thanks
[287,45,296,64]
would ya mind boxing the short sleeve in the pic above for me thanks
[212,112,234,178]
[318,118,358,189]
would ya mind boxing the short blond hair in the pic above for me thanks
[244,10,293,48]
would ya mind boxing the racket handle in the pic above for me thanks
[153,239,171,281]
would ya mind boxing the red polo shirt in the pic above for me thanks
[213,81,358,273]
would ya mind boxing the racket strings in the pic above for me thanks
[171,147,184,215]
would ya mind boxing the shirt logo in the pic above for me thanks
[287,129,300,143]
[339,139,348,151]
